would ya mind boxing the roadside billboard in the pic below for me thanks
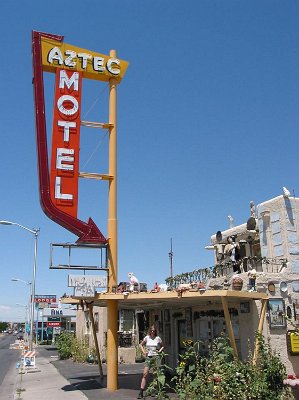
[34,295,57,303]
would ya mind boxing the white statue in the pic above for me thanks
[283,187,291,198]
[158,284,168,292]
[250,201,256,218]
[128,272,139,292]
[228,215,234,229]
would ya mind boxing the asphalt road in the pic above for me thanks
[0,334,20,386]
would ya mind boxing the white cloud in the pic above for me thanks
[0,305,11,312]
[0,305,19,322]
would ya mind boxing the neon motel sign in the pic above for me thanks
[32,31,128,243]
[50,69,82,218]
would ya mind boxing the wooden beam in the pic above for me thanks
[81,120,114,129]
[221,296,238,358]
[88,303,103,378]
[253,298,268,365]
[79,172,113,181]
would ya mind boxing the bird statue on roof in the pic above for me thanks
[128,272,139,292]
[283,187,291,198]
[228,215,234,229]
[250,201,256,218]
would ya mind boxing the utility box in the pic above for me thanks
[287,331,299,355]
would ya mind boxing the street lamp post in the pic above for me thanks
[16,303,29,328]
[12,279,32,341]
[0,220,39,351]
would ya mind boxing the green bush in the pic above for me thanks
[72,337,91,363]
[145,353,172,399]
[148,334,294,399]
[55,332,98,364]
[55,331,75,359]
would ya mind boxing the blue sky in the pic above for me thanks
[1,1,299,321]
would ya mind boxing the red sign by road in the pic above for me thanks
[34,295,57,303]
[48,321,61,327]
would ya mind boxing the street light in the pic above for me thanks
[0,220,39,350]
[12,278,31,285]
[12,279,32,340]
[16,303,29,327]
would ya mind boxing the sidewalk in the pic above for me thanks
[12,354,87,400]
[9,345,174,400]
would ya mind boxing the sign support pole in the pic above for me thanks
[107,49,118,391]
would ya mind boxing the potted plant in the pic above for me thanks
[232,275,243,291]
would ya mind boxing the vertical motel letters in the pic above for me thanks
[50,69,82,218]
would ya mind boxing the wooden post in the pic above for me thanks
[221,296,238,358]
[88,303,103,378]
[253,298,268,365]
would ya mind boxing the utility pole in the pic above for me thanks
[107,49,118,391]
[168,238,173,278]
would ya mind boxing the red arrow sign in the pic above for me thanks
[32,31,107,244]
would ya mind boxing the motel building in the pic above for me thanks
[64,191,299,375]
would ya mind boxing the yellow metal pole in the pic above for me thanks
[107,49,119,391]
[221,296,238,358]
[253,298,268,365]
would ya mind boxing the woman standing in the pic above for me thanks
[137,326,164,399]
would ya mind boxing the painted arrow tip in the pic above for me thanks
[77,218,107,244]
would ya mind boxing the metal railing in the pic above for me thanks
[165,257,288,289]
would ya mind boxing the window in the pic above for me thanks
[120,309,134,332]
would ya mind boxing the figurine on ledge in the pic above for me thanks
[224,236,241,273]
[223,278,230,290]
[116,283,125,293]
[176,284,192,296]
[198,281,206,292]
[128,272,140,292]
[151,282,160,293]
[248,269,257,292]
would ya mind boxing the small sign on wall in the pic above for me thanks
[268,298,286,329]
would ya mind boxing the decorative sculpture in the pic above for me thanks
[128,272,140,292]
[248,269,257,292]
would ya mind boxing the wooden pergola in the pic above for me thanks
[62,289,268,366]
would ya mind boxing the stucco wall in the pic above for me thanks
[76,306,137,363]
[76,306,108,361]
[257,196,299,374]
[257,195,299,273]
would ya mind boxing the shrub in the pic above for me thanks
[71,337,89,362]
[55,332,98,364]
[55,331,75,359]
[145,352,172,399]
[248,332,293,400]
[148,334,294,399]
